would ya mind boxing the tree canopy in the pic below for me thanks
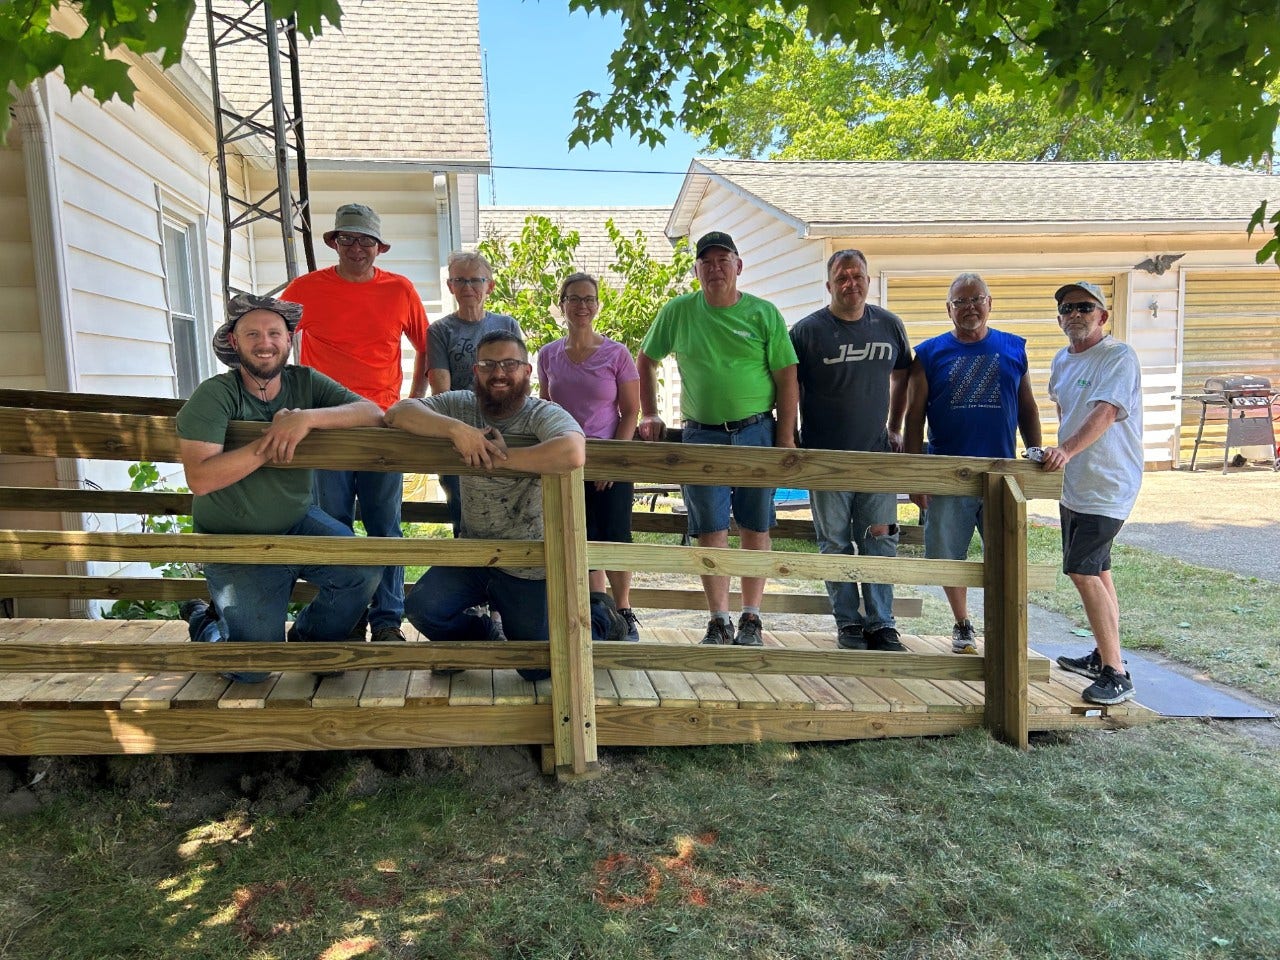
[569,0,1280,165]
[690,15,1161,162]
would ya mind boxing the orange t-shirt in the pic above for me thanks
[285,266,429,411]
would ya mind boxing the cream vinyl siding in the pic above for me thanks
[0,124,42,385]
[887,275,1118,447]
[1180,271,1280,463]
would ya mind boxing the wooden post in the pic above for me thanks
[982,472,1029,748]
[541,466,600,780]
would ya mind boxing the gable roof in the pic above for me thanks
[669,159,1280,237]
[188,0,489,167]
[479,206,678,281]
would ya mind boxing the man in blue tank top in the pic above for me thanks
[904,273,1042,654]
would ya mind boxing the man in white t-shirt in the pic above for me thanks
[1040,281,1144,706]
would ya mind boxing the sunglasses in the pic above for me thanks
[1057,301,1100,316]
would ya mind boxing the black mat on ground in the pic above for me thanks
[1031,642,1274,719]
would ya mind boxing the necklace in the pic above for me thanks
[243,370,276,401]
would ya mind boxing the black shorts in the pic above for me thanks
[584,479,634,544]
[1060,505,1125,576]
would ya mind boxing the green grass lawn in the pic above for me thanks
[3,514,1278,958]
[3,723,1277,959]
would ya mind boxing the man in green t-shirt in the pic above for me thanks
[637,231,799,647]
[175,293,385,683]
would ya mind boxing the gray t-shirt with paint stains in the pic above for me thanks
[414,391,583,578]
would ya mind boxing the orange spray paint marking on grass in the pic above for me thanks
[594,852,662,908]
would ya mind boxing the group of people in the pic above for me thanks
[175,205,1144,708]
[638,236,1142,707]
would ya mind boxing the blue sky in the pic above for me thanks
[477,1,709,207]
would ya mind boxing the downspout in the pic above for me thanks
[13,81,90,617]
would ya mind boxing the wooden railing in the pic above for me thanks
[0,389,1061,774]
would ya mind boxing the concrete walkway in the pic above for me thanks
[1030,465,1280,583]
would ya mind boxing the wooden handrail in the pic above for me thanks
[0,389,1061,764]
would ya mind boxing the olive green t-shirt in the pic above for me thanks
[176,367,363,534]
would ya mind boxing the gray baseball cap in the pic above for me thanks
[322,203,386,246]
[1054,281,1107,310]
[212,292,302,367]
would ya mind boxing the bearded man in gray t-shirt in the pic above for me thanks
[386,331,625,680]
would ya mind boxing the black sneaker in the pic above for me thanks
[1057,647,1102,680]
[734,612,765,646]
[590,591,628,642]
[701,618,735,645]
[618,607,641,642]
[951,619,978,655]
[836,625,868,650]
[1082,665,1135,705]
[865,626,906,652]
[371,625,407,643]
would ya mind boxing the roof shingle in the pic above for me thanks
[685,159,1280,230]
[479,206,677,282]
[189,0,489,164]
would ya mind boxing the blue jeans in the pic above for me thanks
[190,505,382,682]
[404,566,616,681]
[809,489,899,632]
[314,468,405,630]
[681,416,776,535]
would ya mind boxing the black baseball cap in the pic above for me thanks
[695,231,738,258]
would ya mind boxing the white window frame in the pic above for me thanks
[156,190,214,398]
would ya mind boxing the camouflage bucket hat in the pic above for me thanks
[212,292,303,368]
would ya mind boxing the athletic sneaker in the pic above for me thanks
[701,618,735,645]
[836,625,868,650]
[589,591,628,643]
[951,619,978,655]
[865,626,906,652]
[618,607,641,642]
[1082,665,1135,705]
[734,612,765,646]
[371,625,406,643]
[1056,647,1103,680]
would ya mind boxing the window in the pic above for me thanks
[161,217,210,398]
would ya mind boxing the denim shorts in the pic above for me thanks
[1060,505,1124,575]
[681,415,776,535]
[923,494,984,560]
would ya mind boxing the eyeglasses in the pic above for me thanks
[475,358,529,373]
[948,296,990,309]
[1057,301,1100,316]
[333,234,378,248]
[562,295,598,307]
[448,276,490,288]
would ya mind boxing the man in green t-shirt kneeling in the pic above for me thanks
[175,293,385,683]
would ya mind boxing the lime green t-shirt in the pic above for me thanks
[640,291,797,424]
[175,367,363,534]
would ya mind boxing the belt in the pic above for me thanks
[683,412,772,433]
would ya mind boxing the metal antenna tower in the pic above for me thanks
[204,0,316,301]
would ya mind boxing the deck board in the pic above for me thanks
[0,618,1159,757]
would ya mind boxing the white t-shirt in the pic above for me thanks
[1049,335,1144,520]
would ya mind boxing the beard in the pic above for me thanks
[475,371,531,420]
[239,349,288,382]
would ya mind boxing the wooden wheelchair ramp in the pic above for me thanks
[0,619,1156,757]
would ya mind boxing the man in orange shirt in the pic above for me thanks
[283,203,429,643]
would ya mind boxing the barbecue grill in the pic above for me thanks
[1175,375,1279,473]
